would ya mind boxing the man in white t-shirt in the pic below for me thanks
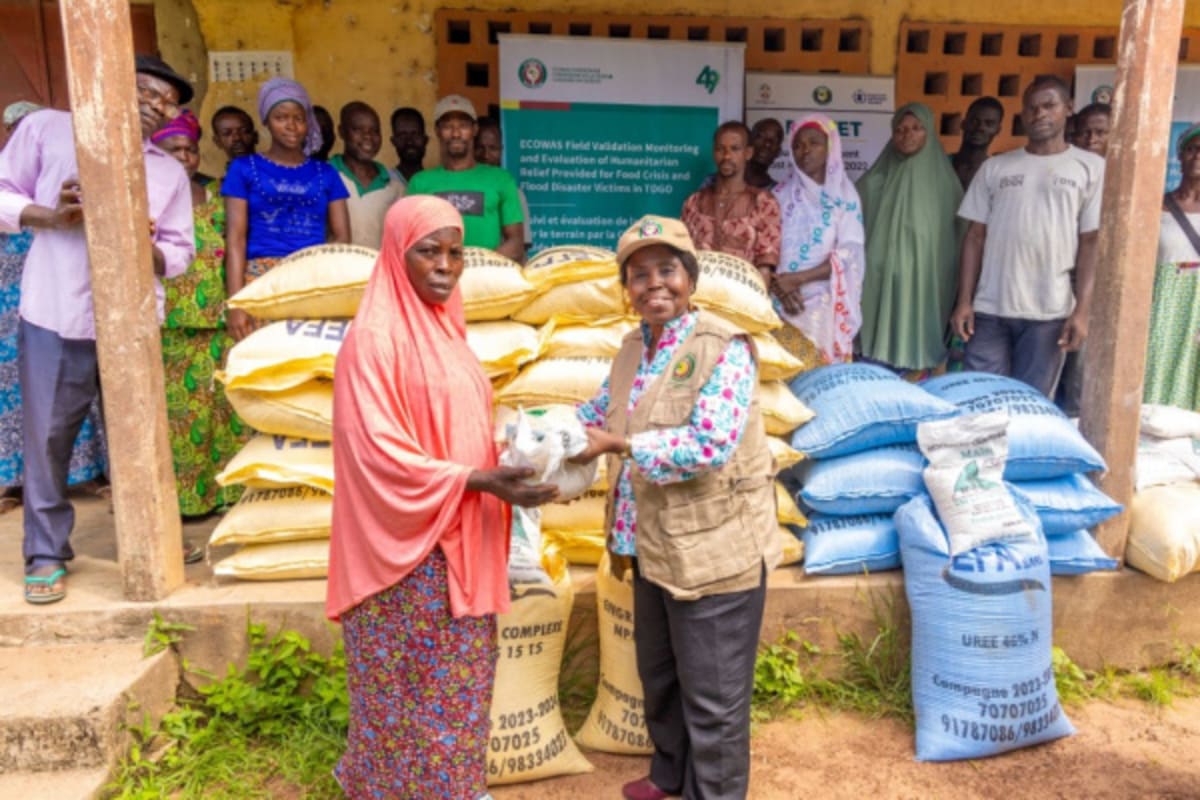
[950,75,1104,397]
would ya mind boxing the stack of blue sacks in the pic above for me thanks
[782,365,1121,576]
[922,373,1120,575]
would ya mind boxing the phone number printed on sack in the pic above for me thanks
[488,729,571,780]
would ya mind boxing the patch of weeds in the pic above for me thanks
[1127,668,1181,707]
[558,618,599,733]
[1052,646,1094,705]
[753,591,912,724]
[142,611,196,657]
[109,621,347,799]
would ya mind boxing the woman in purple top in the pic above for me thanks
[223,78,351,341]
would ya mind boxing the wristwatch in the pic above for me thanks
[621,435,633,458]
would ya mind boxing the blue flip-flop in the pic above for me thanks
[24,568,66,605]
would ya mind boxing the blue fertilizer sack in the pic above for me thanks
[895,494,1074,761]
[788,364,959,459]
[921,373,1105,480]
[1048,530,1120,575]
[800,444,926,515]
[1009,475,1123,536]
[803,513,901,575]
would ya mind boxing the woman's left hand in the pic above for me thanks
[569,428,626,464]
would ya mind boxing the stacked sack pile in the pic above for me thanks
[465,245,817,569]
[921,373,1120,577]
[781,366,1122,578]
[1126,404,1200,582]
[207,243,379,580]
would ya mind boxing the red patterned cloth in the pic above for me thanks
[680,186,782,268]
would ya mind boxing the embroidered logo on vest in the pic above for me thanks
[672,354,696,382]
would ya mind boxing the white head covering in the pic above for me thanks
[3,101,42,130]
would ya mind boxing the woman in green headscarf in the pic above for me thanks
[856,103,964,377]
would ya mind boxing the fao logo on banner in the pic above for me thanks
[812,85,833,105]
[519,58,548,89]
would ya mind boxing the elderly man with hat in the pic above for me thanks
[405,94,525,262]
[571,215,779,800]
[0,55,195,604]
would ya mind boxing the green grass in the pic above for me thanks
[752,591,913,724]
[108,623,346,799]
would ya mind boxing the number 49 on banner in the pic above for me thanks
[696,65,720,94]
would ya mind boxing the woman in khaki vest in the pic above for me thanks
[571,215,779,800]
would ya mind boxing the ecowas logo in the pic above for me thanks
[518,58,547,89]
[696,65,720,95]
[812,85,833,106]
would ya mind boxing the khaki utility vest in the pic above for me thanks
[604,312,780,600]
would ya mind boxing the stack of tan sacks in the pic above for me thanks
[208,243,377,580]
[1127,404,1200,582]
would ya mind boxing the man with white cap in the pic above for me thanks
[0,55,195,603]
[405,94,525,262]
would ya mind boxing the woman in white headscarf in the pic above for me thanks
[771,114,866,367]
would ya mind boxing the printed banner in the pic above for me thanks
[499,35,745,252]
[1076,65,1200,190]
[744,72,896,184]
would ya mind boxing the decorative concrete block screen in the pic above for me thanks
[898,21,1200,153]
[434,11,870,121]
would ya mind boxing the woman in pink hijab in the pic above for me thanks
[327,195,555,799]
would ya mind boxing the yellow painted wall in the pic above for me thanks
[168,0,1200,173]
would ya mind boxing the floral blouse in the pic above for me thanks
[576,311,757,556]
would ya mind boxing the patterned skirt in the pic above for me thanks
[245,256,282,284]
[162,327,249,515]
[0,232,106,488]
[336,547,497,800]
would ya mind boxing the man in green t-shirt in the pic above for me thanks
[406,95,525,262]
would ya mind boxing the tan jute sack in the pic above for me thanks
[758,381,816,436]
[218,318,351,392]
[1127,484,1200,582]
[692,251,782,334]
[466,320,549,379]
[575,553,655,755]
[751,333,808,382]
[541,488,607,566]
[209,486,332,547]
[497,357,612,407]
[212,539,329,581]
[512,275,626,325]
[226,379,333,441]
[524,245,618,291]
[542,319,636,360]
[227,243,377,320]
[767,436,805,471]
[488,564,594,785]
[460,247,537,321]
[215,434,334,493]
[777,525,805,567]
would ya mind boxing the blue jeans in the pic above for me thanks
[963,312,1066,398]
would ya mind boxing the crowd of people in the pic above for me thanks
[0,51,1193,800]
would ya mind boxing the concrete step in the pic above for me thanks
[0,641,178,774]
[0,766,110,800]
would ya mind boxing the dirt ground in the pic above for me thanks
[492,698,1200,800]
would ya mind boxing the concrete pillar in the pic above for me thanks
[60,0,184,600]
[1080,0,1186,561]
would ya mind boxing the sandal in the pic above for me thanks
[24,568,66,605]
[0,495,21,514]
[183,542,204,565]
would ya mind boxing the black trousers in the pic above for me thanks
[632,561,767,800]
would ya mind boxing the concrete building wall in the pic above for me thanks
[150,0,1200,172]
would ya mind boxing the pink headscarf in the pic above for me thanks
[150,108,201,144]
[326,196,509,621]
